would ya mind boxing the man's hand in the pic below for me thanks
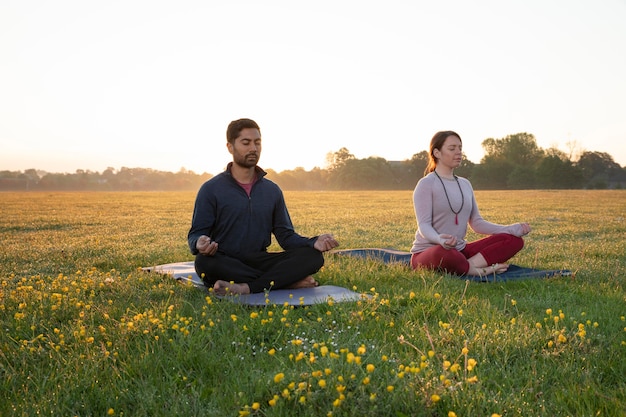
[314,233,339,252]
[196,235,218,256]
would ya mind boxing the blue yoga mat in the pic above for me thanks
[142,261,368,305]
[331,248,571,282]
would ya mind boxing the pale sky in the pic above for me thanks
[1,0,625,176]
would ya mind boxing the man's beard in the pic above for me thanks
[234,153,259,168]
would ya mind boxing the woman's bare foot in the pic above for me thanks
[286,276,319,289]
[469,263,509,276]
[213,280,250,295]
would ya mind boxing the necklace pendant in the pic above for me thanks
[455,214,458,225]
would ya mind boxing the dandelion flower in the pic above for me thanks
[431,394,441,403]
[273,373,285,384]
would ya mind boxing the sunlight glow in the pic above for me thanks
[1,0,625,175]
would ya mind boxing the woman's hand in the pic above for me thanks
[517,222,531,236]
[439,234,457,250]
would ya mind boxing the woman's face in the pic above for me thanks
[434,135,463,170]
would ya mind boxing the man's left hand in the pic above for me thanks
[314,233,339,252]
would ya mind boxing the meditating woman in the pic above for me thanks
[410,131,531,277]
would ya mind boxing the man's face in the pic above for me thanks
[228,127,262,168]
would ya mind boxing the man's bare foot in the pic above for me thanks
[286,276,319,289]
[213,280,250,295]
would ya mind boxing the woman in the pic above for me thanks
[410,131,531,277]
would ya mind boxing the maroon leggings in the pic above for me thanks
[410,233,524,275]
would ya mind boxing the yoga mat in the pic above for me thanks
[142,261,368,305]
[217,285,367,306]
[331,248,572,282]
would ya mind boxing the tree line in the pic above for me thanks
[2,133,625,191]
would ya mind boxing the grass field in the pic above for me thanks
[1,190,625,416]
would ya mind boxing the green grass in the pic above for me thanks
[1,190,625,416]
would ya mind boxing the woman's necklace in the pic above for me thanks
[434,171,464,225]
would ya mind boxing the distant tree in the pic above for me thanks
[390,151,430,188]
[24,169,40,181]
[565,140,584,162]
[475,133,544,189]
[471,157,513,189]
[328,156,394,189]
[409,151,429,177]
[325,147,355,171]
[507,165,536,189]
[481,132,544,167]
[535,154,583,189]
[576,151,622,188]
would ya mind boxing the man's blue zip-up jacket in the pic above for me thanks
[188,163,317,257]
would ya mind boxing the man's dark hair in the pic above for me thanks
[226,118,261,144]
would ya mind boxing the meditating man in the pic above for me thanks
[188,118,339,295]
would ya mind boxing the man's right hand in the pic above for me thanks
[196,235,218,256]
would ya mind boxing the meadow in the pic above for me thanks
[1,190,625,416]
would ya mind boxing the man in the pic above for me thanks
[188,118,339,295]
